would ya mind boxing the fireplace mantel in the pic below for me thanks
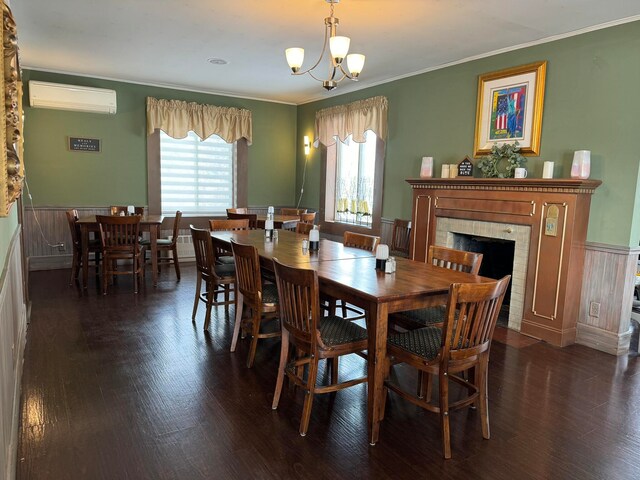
[407,176,601,347]
[406,177,601,193]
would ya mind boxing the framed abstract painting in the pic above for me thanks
[473,61,547,156]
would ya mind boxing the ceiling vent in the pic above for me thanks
[28,81,117,114]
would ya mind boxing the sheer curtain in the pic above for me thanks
[146,97,252,144]
[314,95,388,147]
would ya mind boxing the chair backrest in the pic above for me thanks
[96,215,141,251]
[296,222,315,235]
[230,240,263,307]
[110,206,145,216]
[167,211,182,247]
[190,225,216,278]
[440,275,511,368]
[428,245,483,274]
[227,207,248,215]
[343,231,380,252]
[391,219,411,255]
[65,209,80,248]
[209,219,250,231]
[227,212,257,229]
[273,258,321,351]
[281,208,307,215]
[299,212,316,224]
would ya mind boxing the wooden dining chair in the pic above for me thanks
[190,226,235,330]
[382,275,511,458]
[209,219,251,265]
[299,212,316,224]
[336,231,381,320]
[227,211,257,229]
[140,211,182,281]
[110,206,145,216]
[394,245,484,328]
[65,209,101,286]
[281,207,307,215]
[226,207,248,215]
[390,219,411,258]
[295,222,315,235]
[343,231,380,252]
[272,258,368,436]
[230,241,280,368]
[96,215,144,295]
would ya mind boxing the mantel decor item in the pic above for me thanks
[477,141,526,178]
[0,1,23,216]
[285,0,365,91]
[474,61,546,157]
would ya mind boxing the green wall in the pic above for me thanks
[0,208,18,270]
[21,70,298,208]
[297,21,640,247]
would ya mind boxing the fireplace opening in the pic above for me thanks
[452,234,515,327]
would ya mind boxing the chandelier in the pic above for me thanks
[285,0,365,91]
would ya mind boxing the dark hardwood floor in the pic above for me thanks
[17,266,640,479]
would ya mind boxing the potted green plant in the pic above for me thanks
[477,141,526,178]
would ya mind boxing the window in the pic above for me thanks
[321,131,384,235]
[334,131,377,227]
[159,131,236,216]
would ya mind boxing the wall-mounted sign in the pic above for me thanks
[458,156,473,177]
[68,136,101,152]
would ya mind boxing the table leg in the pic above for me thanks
[367,302,388,445]
[81,224,89,290]
[151,225,159,287]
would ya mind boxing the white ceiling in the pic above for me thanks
[11,0,640,105]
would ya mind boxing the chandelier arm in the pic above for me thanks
[338,63,357,81]
[292,23,331,76]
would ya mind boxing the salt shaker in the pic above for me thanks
[302,238,309,251]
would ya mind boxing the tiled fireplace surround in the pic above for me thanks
[435,218,530,331]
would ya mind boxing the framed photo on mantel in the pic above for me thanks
[473,61,547,157]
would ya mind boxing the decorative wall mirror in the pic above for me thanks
[0,1,23,217]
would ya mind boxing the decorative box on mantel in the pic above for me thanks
[406,177,601,347]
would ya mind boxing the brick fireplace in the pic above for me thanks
[407,178,601,347]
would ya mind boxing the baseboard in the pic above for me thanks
[28,254,72,271]
[575,323,631,356]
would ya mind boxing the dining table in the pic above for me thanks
[77,214,164,289]
[211,229,492,445]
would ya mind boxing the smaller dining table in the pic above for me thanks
[211,229,492,445]
[77,214,164,289]
[255,214,300,230]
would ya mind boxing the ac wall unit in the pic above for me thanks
[28,81,117,114]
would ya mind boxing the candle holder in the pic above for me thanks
[309,228,320,252]
[375,244,389,270]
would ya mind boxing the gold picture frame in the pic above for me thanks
[473,61,546,157]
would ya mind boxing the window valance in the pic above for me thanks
[146,97,252,145]
[314,95,387,147]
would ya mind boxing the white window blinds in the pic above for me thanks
[160,131,236,215]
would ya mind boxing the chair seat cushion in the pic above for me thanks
[217,255,235,265]
[319,315,367,347]
[401,305,447,326]
[388,327,442,360]
[214,263,236,278]
[139,238,172,246]
[262,283,279,305]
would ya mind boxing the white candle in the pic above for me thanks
[542,161,554,179]
[420,157,433,178]
[375,244,389,270]
[265,220,274,231]
[309,228,319,242]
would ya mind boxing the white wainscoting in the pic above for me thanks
[0,228,27,479]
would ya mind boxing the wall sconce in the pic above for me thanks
[304,135,311,156]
